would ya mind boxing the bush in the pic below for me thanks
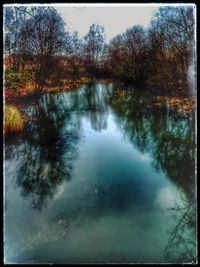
[4,105,24,133]
[5,69,28,90]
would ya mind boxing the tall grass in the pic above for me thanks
[4,105,24,134]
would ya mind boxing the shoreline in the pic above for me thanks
[4,77,112,104]
[4,78,196,116]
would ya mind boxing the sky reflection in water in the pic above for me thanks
[4,83,196,264]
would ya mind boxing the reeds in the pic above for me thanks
[4,105,24,134]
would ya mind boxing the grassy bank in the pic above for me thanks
[4,73,95,102]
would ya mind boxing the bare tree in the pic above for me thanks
[83,24,105,76]
[106,5,195,94]
[148,6,195,91]
[19,7,66,93]
[108,25,148,84]
[4,6,30,69]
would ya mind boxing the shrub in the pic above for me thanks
[5,69,23,90]
[4,105,24,133]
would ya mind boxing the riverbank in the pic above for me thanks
[113,83,196,115]
[4,77,89,103]
[3,78,112,133]
[4,79,196,135]
[154,96,196,114]
[4,77,112,103]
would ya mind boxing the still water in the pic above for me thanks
[4,83,196,263]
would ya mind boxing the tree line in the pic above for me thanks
[4,5,195,95]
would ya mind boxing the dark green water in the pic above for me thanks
[4,82,196,263]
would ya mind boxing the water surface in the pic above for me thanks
[4,82,196,263]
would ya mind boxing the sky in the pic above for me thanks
[55,5,159,43]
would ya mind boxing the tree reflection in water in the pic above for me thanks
[110,85,196,262]
[5,94,82,209]
[5,83,196,262]
[164,198,196,262]
[5,83,112,210]
[110,86,195,201]
[77,82,112,131]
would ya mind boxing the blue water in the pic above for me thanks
[4,83,196,263]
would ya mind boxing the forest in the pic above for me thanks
[4,6,196,93]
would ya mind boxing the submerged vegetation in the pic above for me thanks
[4,105,24,133]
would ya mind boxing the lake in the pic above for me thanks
[4,82,196,263]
